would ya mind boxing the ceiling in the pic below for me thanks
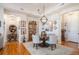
[0,3,75,17]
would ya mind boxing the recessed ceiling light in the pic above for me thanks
[58,3,64,6]
[69,13,73,15]
[20,8,24,10]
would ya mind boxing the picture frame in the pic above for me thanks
[20,20,27,35]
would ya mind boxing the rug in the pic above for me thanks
[23,42,74,55]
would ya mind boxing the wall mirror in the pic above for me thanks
[40,15,48,25]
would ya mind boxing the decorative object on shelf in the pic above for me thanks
[37,4,48,25]
[9,25,17,33]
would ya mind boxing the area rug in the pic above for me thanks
[23,42,74,55]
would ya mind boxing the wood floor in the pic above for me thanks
[0,41,31,55]
[61,41,79,55]
[0,41,79,55]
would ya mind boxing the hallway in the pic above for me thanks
[0,41,30,55]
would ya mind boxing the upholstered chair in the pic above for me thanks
[32,34,40,49]
[46,34,58,50]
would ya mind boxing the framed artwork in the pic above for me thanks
[19,20,27,35]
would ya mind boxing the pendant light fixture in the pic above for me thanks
[37,4,48,25]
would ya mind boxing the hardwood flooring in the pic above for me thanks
[61,41,79,55]
[0,41,31,55]
[0,41,79,55]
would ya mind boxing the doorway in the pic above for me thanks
[61,29,66,41]
[61,15,67,44]
[28,21,37,41]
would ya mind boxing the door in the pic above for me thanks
[28,21,37,41]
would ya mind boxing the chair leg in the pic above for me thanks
[55,44,56,48]
[33,44,35,48]
[53,44,56,50]
[36,44,38,49]
[51,44,53,50]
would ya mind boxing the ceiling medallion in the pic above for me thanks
[40,15,48,25]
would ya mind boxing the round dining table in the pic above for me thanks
[39,36,49,47]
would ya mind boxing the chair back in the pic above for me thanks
[48,34,58,44]
[32,34,40,44]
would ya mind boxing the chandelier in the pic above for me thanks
[37,4,48,25]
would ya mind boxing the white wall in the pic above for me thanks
[48,4,79,44]
[0,6,5,47]
[63,12,79,43]
[50,14,61,43]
